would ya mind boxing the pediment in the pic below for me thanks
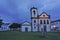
[39,12,49,18]
[22,21,30,25]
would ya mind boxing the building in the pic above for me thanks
[1,7,60,32]
[0,17,11,31]
[30,7,51,32]
[21,7,51,32]
[51,20,60,31]
[1,23,10,31]
[21,21,31,32]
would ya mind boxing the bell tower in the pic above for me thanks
[30,7,38,32]
[30,7,38,17]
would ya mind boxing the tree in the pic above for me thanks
[0,19,3,27]
[9,23,21,30]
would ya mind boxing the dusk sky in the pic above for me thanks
[0,0,60,23]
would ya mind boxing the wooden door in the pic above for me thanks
[44,25,46,32]
[25,27,28,32]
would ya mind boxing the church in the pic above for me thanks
[21,7,51,32]
[0,7,60,32]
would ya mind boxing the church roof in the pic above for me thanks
[2,23,10,26]
[30,7,37,10]
[38,12,50,17]
[51,20,60,23]
[22,21,31,26]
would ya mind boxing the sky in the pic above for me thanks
[0,0,60,23]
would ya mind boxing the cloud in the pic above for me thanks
[0,0,60,23]
[41,0,60,10]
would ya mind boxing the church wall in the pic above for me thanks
[32,19,38,32]
[21,26,31,32]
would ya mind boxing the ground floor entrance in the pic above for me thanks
[25,27,28,32]
[44,25,46,32]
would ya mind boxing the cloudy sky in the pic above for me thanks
[0,0,60,23]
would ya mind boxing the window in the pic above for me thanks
[43,15,45,17]
[40,20,42,24]
[0,24,2,27]
[47,20,49,24]
[0,25,1,27]
[44,20,46,24]
[33,10,35,15]
[34,20,36,23]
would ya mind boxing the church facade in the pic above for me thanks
[30,7,50,32]
[21,7,51,32]
[0,7,60,32]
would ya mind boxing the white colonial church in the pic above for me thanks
[21,7,51,32]
[0,7,60,32]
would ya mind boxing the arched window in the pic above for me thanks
[40,20,42,24]
[33,10,35,15]
[47,20,49,24]
[44,20,46,24]
[34,20,36,23]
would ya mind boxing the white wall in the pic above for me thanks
[32,19,38,32]
[21,26,31,32]
[46,25,51,32]
[32,25,38,32]
[1,25,9,31]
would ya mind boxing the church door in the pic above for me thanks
[44,25,46,32]
[25,27,28,32]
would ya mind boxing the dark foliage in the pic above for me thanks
[0,19,3,27]
[9,23,21,28]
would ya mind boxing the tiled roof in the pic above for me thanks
[51,20,60,23]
